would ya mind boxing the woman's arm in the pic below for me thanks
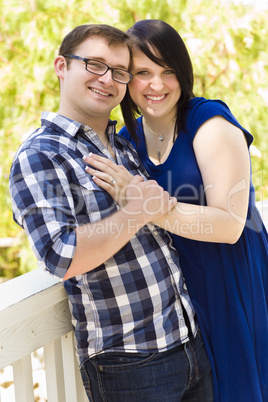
[84,116,250,244]
[153,116,250,243]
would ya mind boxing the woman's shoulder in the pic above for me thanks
[186,97,253,146]
[188,97,231,116]
[186,97,230,140]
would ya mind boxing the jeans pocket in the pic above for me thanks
[94,351,157,372]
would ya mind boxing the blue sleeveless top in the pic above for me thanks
[120,97,268,402]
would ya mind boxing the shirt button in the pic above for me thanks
[168,258,173,264]
[153,230,158,236]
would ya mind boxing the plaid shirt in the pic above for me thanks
[9,112,197,366]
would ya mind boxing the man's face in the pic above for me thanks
[57,37,130,125]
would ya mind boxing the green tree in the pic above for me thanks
[0,0,267,276]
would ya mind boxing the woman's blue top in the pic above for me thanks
[119,97,268,402]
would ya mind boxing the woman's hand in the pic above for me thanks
[83,153,135,206]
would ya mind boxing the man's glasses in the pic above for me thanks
[64,54,133,84]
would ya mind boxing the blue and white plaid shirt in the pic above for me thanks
[9,112,197,366]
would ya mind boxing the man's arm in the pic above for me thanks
[10,149,176,280]
[63,175,177,280]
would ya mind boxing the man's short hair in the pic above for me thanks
[59,24,132,67]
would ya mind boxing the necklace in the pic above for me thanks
[144,119,176,163]
[144,116,176,141]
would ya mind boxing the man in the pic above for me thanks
[9,24,213,401]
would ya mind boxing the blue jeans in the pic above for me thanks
[80,330,213,401]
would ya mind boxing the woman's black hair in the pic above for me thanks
[120,19,195,143]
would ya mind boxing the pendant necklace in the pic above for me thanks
[143,117,176,162]
[143,116,176,142]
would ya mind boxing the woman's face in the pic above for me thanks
[128,46,181,122]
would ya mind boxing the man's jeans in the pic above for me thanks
[80,330,213,401]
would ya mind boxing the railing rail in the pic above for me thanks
[0,269,87,402]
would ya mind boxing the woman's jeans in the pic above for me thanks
[80,330,213,402]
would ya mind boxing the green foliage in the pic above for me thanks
[0,0,267,277]
[0,234,37,279]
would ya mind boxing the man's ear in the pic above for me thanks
[54,55,67,79]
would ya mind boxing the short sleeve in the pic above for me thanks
[188,98,253,147]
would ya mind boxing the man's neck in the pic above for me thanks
[58,108,109,142]
[86,120,109,144]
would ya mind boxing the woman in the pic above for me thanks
[84,20,268,401]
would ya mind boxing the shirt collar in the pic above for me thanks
[41,111,117,138]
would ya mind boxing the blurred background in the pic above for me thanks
[0,0,267,281]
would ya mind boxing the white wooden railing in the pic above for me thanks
[0,269,87,402]
[0,200,267,402]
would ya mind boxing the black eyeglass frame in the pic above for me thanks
[64,54,133,84]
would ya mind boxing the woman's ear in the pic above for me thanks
[54,55,66,79]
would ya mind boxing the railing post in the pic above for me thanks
[13,355,35,402]
[61,331,87,402]
[44,338,66,402]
